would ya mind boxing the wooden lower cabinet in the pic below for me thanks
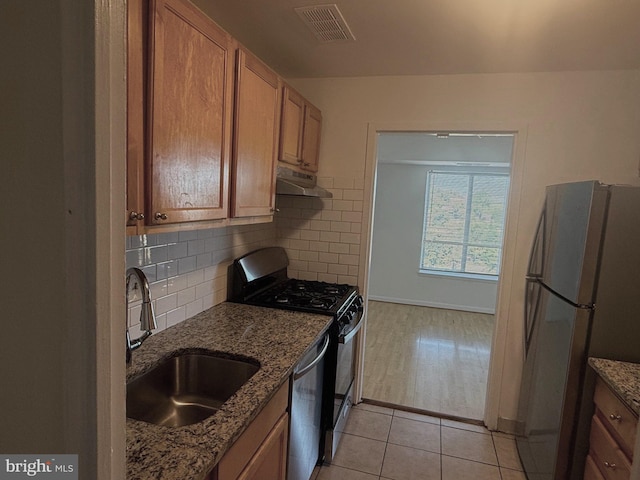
[209,380,289,480]
[585,377,637,480]
[236,413,288,480]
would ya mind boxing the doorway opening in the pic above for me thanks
[362,131,515,422]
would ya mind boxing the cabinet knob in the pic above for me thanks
[129,211,145,221]
[155,212,168,221]
[604,461,617,470]
[270,208,280,213]
[609,413,622,421]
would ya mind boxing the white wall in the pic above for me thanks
[369,163,500,312]
[369,134,513,313]
[289,69,640,428]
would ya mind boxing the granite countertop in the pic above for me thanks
[589,357,640,416]
[126,302,333,480]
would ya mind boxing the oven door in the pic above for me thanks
[325,303,364,461]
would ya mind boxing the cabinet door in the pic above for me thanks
[278,85,305,166]
[126,0,147,230]
[301,103,321,173]
[148,0,233,224]
[236,413,288,480]
[231,49,280,218]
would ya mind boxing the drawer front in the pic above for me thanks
[589,414,632,480]
[594,377,638,456]
[584,454,606,480]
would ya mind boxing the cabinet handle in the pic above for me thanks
[609,413,622,421]
[129,211,145,221]
[270,208,280,213]
[155,212,168,221]
[303,162,310,167]
[604,461,617,470]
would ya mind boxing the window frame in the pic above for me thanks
[419,168,510,280]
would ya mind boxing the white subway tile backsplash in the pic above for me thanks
[326,242,346,254]
[275,175,364,289]
[168,242,188,260]
[333,178,355,189]
[187,239,205,256]
[177,256,197,275]
[318,273,338,283]
[167,274,188,294]
[300,230,321,241]
[125,223,276,335]
[177,287,196,307]
[155,292,178,315]
[166,306,186,328]
[330,221,351,233]
[300,250,319,262]
[343,189,364,201]
[178,230,199,242]
[126,176,364,338]
[319,231,341,242]
[332,200,354,211]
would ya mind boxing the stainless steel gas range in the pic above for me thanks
[229,247,364,475]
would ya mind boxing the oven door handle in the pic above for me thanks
[339,312,364,344]
[293,334,330,380]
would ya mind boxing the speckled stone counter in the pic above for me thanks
[589,357,640,416]
[126,302,332,480]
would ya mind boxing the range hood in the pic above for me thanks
[276,166,332,198]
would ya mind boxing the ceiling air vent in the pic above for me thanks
[294,4,355,43]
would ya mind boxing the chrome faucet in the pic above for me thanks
[126,267,157,364]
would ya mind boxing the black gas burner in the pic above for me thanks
[250,279,354,314]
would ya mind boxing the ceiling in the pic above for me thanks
[193,0,640,78]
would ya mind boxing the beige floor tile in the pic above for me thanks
[393,409,440,425]
[441,427,498,465]
[388,417,440,454]
[441,418,491,435]
[317,464,380,480]
[331,433,386,475]
[500,467,528,480]
[343,408,392,441]
[355,402,395,416]
[493,435,523,470]
[381,443,441,480]
[441,456,501,480]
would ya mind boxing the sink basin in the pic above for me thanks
[127,352,260,427]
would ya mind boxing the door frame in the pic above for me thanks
[355,121,528,429]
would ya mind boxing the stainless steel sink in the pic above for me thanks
[127,352,260,427]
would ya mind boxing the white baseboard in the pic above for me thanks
[367,294,495,315]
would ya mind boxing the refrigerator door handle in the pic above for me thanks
[524,278,541,357]
[527,206,547,278]
[538,280,595,311]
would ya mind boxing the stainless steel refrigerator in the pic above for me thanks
[516,181,640,480]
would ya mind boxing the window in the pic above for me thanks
[421,171,509,277]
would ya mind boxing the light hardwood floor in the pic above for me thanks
[362,301,494,420]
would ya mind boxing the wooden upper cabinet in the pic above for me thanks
[231,49,280,218]
[278,85,305,166]
[147,0,234,225]
[301,103,322,173]
[278,84,321,173]
[126,0,147,230]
